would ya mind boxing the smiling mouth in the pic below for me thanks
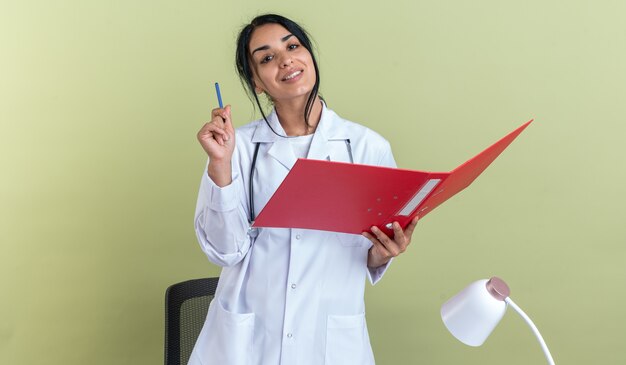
[282,70,302,81]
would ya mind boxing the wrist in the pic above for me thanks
[207,160,232,187]
[367,248,389,269]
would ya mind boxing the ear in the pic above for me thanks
[253,81,264,94]
[251,77,264,94]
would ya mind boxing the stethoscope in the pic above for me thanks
[247,139,354,237]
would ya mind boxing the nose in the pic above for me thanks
[279,53,293,68]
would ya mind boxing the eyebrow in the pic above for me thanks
[251,34,295,55]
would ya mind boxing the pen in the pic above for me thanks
[215,82,223,108]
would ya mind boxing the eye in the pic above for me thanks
[287,43,299,50]
[260,54,274,64]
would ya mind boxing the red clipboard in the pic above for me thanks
[253,120,533,235]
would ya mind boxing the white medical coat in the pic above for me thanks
[189,104,396,365]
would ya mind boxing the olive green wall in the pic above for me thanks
[1,0,625,364]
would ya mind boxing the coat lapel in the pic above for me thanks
[267,139,297,170]
[250,104,352,169]
[251,110,297,170]
[309,106,351,162]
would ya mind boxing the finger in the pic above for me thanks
[199,123,227,146]
[392,222,412,252]
[204,121,228,135]
[390,222,407,250]
[362,231,378,245]
[199,126,224,146]
[362,232,391,256]
[209,105,233,142]
[403,216,420,238]
[210,107,228,119]
[362,231,387,250]
[370,226,400,256]
[370,225,391,243]
[210,112,228,127]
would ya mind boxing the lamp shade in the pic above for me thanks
[441,277,510,346]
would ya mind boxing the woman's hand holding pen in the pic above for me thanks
[362,216,419,268]
[197,105,236,187]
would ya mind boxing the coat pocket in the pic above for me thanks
[194,299,255,365]
[325,313,374,365]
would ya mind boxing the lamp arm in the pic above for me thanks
[505,297,555,365]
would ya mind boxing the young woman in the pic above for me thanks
[190,14,419,365]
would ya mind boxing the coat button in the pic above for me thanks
[295,234,301,240]
[287,333,293,338]
[291,283,297,289]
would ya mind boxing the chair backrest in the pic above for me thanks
[164,277,219,365]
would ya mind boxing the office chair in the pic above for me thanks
[164,277,219,365]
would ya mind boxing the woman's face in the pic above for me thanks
[248,23,316,103]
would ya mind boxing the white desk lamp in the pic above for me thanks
[441,277,556,365]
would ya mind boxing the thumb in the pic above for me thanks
[224,104,235,133]
[224,105,233,124]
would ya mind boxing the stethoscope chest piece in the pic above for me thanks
[248,225,259,238]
